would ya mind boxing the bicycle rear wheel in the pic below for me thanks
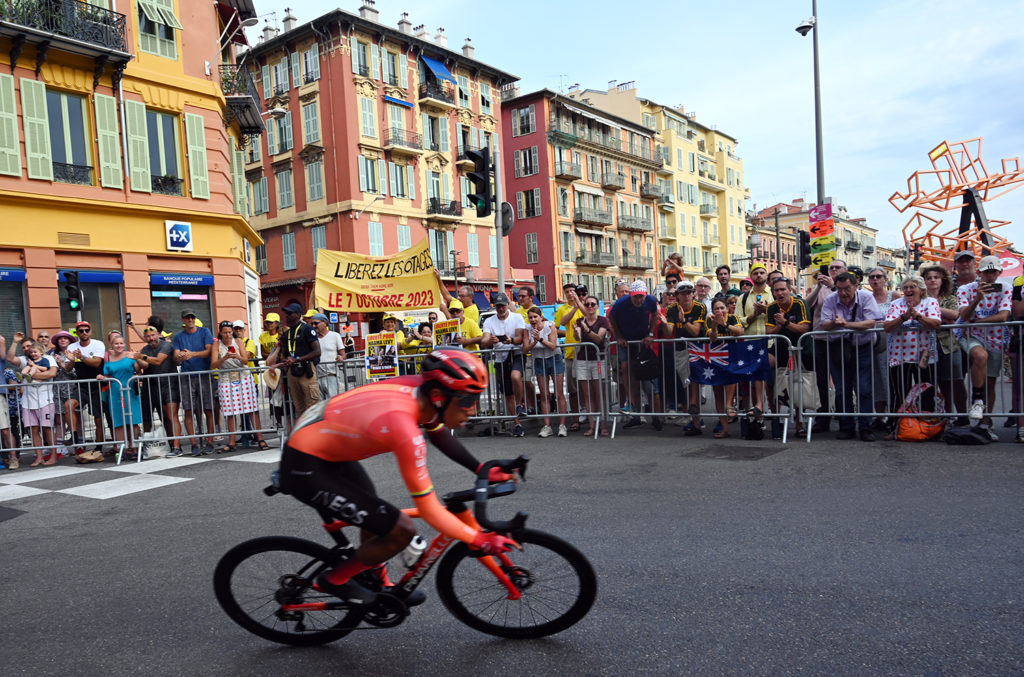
[213,536,361,646]
[435,528,597,639]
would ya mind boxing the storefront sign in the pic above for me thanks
[329,312,338,324]
[0,268,26,282]
[165,220,194,252]
[314,240,443,312]
[150,274,215,286]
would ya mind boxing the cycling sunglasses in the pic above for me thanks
[455,392,481,410]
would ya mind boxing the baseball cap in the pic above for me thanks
[562,281,576,290]
[953,250,975,261]
[382,313,399,322]
[232,320,246,328]
[180,309,197,318]
[629,280,648,296]
[76,320,91,329]
[750,263,767,273]
[264,312,280,322]
[304,309,318,318]
[283,302,303,315]
[312,313,329,323]
[676,279,695,291]
[978,255,1002,272]
[448,299,465,310]
[492,292,510,306]
[574,284,588,296]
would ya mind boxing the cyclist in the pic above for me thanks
[278,348,518,607]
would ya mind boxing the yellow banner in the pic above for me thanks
[315,240,443,313]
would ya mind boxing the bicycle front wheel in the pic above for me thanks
[213,536,361,646]
[435,528,597,639]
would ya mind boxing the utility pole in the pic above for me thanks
[774,208,781,274]
[493,145,505,294]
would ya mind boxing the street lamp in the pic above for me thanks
[796,1,825,205]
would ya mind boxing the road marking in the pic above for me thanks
[219,449,281,464]
[0,467,96,485]
[105,457,211,474]
[56,474,191,499]
[0,485,51,502]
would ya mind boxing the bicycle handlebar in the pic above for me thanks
[474,456,530,534]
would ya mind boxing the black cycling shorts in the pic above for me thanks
[279,446,402,536]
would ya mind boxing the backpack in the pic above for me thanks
[941,426,992,445]
[631,345,660,382]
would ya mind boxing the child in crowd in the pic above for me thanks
[19,341,58,466]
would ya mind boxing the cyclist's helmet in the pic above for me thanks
[421,348,488,396]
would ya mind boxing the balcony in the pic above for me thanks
[617,214,654,233]
[893,249,907,259]
[53,161,93,185]
[573,207,613,227]
[640,183,661,199]
[554,161,582,180]
[219,65,264,136]
[152,175,184,197]
[659,224,677,241]
[576,250,616,267]
[274,83,288,97]
[877,258,896,267]
[455,145,479,167]
[697,170,723,191]
[864,245,876,254]
[701,233,720,248]
[600,172,625,190]
[426,197,462,221]
[419,82,455,110]
[846,239,861,250]
[658,194,675,211]
[620,254,654,270]
[383,127,423,155]
[699,204,718,217]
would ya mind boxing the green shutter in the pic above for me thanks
[439,119,449,152]
[231,142,245,215]
[406,165,415,200]
[357,156,367,192]
[0,74,21,176]
[124,99,150,192]
[398,51,407,88]
[185,112,209,199]
[20,78,52,180]
[309,44,320,80]
[378,159,387,196]
[282,111,292,151]
[94,93,123,188]
[370,44,380,80]
[137,0,163,23]
[290,52,300,88]
[265,120,276,155]
[155,0,183,30]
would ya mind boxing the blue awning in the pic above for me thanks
[420,55,456,85]
[383,95,413,109]
[472,291,491,311]
[58,270,124,284]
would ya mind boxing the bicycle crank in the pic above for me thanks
[361,593,408,628]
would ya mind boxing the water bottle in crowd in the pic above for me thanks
[400,535,428,569]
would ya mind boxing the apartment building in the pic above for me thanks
[244,2,525,314]
[569,82,750,283]
[500,88,662,303]
[0,0,263,337]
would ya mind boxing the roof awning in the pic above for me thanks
[574,184,604,197]
[420,55,456,85]
[216,2,250,45]
[575,227,607,237]
[383,95,413,108]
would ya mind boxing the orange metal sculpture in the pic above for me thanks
[889,138,1023,263]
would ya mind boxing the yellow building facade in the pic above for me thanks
[0,0,262,339]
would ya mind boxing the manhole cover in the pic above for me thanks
[681,444,787,461]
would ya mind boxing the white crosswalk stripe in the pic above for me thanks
[57,473,191,499]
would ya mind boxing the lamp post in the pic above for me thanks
[796,1,825,205]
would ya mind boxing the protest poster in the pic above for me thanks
[365,332,398,380]
[315,240,444,313]
[432,318,462,347]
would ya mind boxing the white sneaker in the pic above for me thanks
[968,400,984,426]
[557,424,568,437]
[538,425,553,438]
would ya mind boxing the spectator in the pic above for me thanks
[482,292,528,437]
[694,277,713,306]
[341,327,356,359]
[136,325,182,457]
[713,264,740,301]
[0,335,18,468]
[18,341,57,466]
[952,250,977,291]
[664,279,706,434]
[231,320,261,448]
[524,306,566,438]
[737,263,772,417]
[867,268,901,426]
[47,331,77,457]
[705,297,745,437]
[609,280,661,429]
[883,275,941,434]
[276,302,321,418]
[573,294,612,437]
[96,333,142,459]
[958,255,1011,430]
[1011,276,1024,441]
[556,283,585,429]
[436,272,480,326]
[68,321,106,454]
[661,252,684,278]
[765,277,812,434]
[445,300,485,351]
[804,259,847,433]
[614,279,629,299]
[173,309,216,456]
[739,278,753,293]
[211,321,266,453]
[767,270,785,288]
[311,313,344,398]
[726,294,739,317]
[258,312,282,361]
[921,263,968,424]
[821,271,883,441]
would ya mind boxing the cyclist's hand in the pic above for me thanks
[477,463,515,483]
[471,531,518,555]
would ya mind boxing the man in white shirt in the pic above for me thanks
[311,313,345,399]
[958,255,1012,428]
[482,292,528,437]
[68,320,107,452]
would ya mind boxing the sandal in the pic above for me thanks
[217,445,236,454]
[599,428,610,437]
[568,422,580,432]
[713,430,730,439]
[583,428,595,437]
[746,407,763,421]
[727,407,738,423]
[257,440,270,450]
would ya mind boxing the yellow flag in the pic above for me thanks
[314,240,444,312]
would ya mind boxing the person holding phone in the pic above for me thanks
[958,255,1012,429]
[211,321,265,453]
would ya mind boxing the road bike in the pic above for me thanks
[213,456,597,645]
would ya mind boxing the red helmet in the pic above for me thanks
[421,348,488,394]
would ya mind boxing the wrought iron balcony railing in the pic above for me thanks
[152,175,184,196]
[383,127,423,151]
[53,161,93,185]
[0,0,129,53]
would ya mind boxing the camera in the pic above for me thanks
[125,312,132,324]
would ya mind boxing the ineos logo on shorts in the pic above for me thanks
[312,490,369,525]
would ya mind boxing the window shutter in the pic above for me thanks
[185,113,210,199]
[259,176,269,213]
[351,37,359,74]
[20,78,52,180]
[94,93,123,188]
[442,173,450,202]
[382,51,392,83]
[261,64,272,98]
[439,119,449,152]
[446,230,454,258]
[123,98,150,192]
[388,161,397,197]
[531,147,539,175]
[370,44,380,80]
[406,165,415,200]
[290,52,300,88]
[528,104,536,133]
[231,144,246,215]
[513,150,521,178]
[399,51,408,88]
[516,191,524,219]
[282,111,293,151]
[309,43,320,80]
[533,188,542,216]
[471,127,479,150]
[0,74,21,176]
[421,113,430,147]
[378,159,387,195]
[357,156,368,192]
[265,120,276,155]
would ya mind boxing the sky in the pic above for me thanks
[248,0,1024,250]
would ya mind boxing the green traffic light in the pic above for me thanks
[69,299,80,310]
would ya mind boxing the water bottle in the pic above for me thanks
[400,535,427,569]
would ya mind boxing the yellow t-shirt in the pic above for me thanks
[555,303,582,359]
[243,337,259,384]
[463,303,480,326]
[461,317,483,351]
[258,330,280,359]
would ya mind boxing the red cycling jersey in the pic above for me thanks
[285,375,479,545]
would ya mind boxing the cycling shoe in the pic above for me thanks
[314,575,377,606]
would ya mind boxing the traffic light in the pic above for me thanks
[797,230,812,269]
[911,243,922,269]
[465,147,492,218]
[64,271,83,312]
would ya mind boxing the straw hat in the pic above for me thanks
[263,367,282,390]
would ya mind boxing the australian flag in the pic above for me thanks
[688,338,771,386]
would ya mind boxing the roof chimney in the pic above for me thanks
[434,27,447,48]
[608,79,617,90]
[413,24,429,40]
[282,7,296,32]
[359,1,379,22]
[262,23,277,43]
[398,12,412,34]
[461,37,474,58]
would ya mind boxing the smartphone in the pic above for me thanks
[819,264,829,277]
[125,312,132,324]
[228,345,237,353]
[991,283,1003,293]
[756,294,763,303]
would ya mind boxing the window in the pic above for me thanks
[146,109,182,195]
[276,168,293,209]
[353,41,369,76]
[535,275,546,303]
[302,102,319,144]
[560,231,574,261]
[516,189,541,219]
[688,152,695,172]
[274,111,293,153]
[282,232,296,270]
[368,221,384,256]
[397,225,411,251]
[306,159,323,201]
[272,59,289,95]
[249,177,269,214]
[360,97,376,137]
[311,224,326,263]
[245,137,261,163]
[458,74,470,108]
[138,0,179,59]
[489,234,497,268]
[480,83,492,115]
[467,233,479,266]
[642,113,656,129]
[255,244,267,274]
[431,229,454,271]
[558,187,569,216]
[525,232,538,264]
[302,44,320,82]
[46,89,92,185]
[422,114,448,152]
[357,156,383,194]
[515,146,538,177]
[512,104,536,136]
[388,104,404,134]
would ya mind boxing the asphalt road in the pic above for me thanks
[2,428,1023,676]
